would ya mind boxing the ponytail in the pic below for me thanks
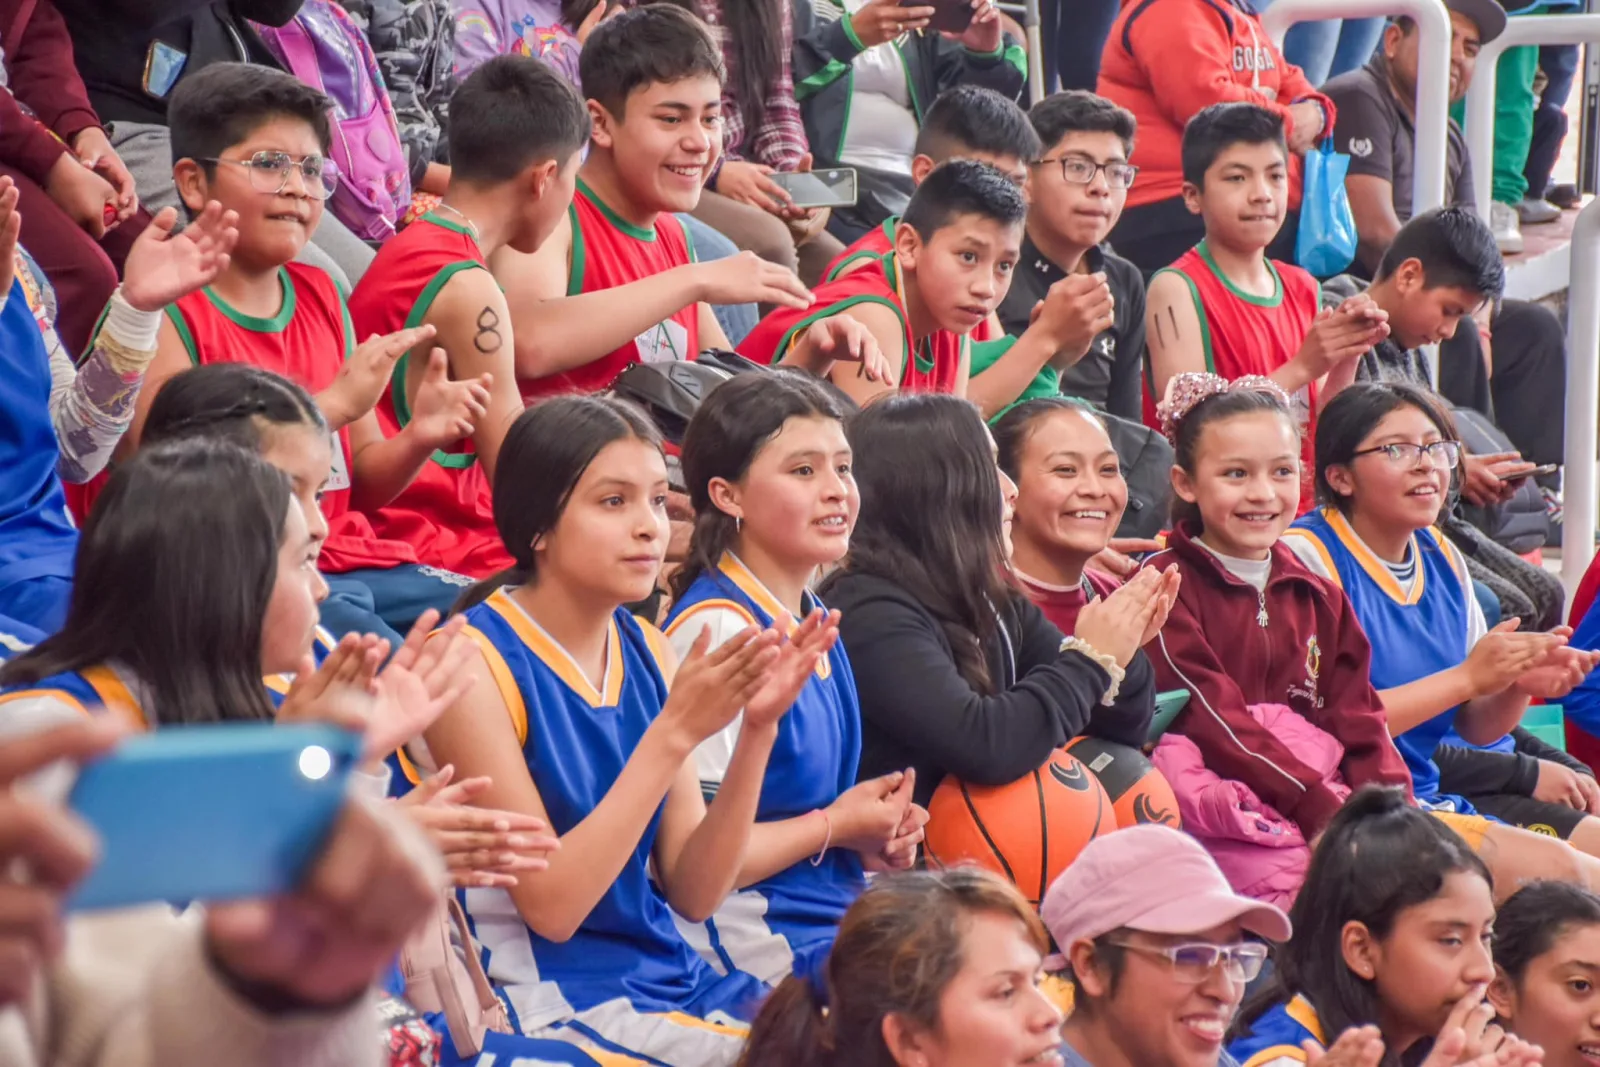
[451,564,533,616]
[738,975,832,1067]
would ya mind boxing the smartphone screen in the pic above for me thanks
[770,169,859,210]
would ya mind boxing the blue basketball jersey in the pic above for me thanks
[456,589,767,1036]
[0,615,43,659]
[1228,994,1325,1066]
[664,553,867,984]
[0,277,77,606]
[264,626,340,706]
[1286,509,1471,802]
[0,662,150,729]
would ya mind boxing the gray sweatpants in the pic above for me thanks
[108,119,376,291]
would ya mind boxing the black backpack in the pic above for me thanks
[608,354,766,446]
[1100,410,1174,540]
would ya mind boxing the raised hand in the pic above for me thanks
[796,314,893,383]
[276,633,389,734]
[397,765,561,888]
[319,323,438,429]
[1304,1025,1384,1067]
[954,0,1002,51]
[657,625,783,748]
[120,202,240,312]
[1515,642,1600,701]
[1073,566,1168,668]
[0,177,21,298]
[714,160,794,216]
[1138,564,1182,647]
[1294,295,1390,379]
[743,609,841,731]
[1027,271,1116,364]
[406,348,492,449]
[693,250,813,311]
[1463,619,1568,698]
[850,0,934,48]
[367,611,476,760]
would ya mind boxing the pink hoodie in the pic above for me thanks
[1151,704,1352,909]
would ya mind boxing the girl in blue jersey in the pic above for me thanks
[1488,882,1600,1067]
[664,371,927,987]
[1285,383,1600,852]
[1228,787,1543,1067]
[421,394,841,1067]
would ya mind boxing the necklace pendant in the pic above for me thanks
[1256,596,1269,628]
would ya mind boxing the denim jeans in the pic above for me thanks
[1278,15,1385,85]
[1043,0,1118,91]
[676,212,759,346]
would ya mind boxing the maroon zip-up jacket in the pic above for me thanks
[0,0,103,187]
[1143,522,1412,837]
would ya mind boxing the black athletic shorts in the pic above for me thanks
[1471,793,1589,839]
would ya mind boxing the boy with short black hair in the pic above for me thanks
[989,90,1142,421]
[741,157,1092,414]
[493,6,870,400]
[347,54,591,580]
[824,84,1041,283]
[1145,102,1389,508]
[136,61,493,641]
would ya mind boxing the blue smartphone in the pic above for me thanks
[66,723,360,911]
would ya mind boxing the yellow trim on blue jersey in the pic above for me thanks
[0,689,89,716]
[395,744,426,786]
[486,589,624,708]
[264,627,339,695]
[716,552,831,680]
[660,1011,750,1038]
[584,1051,653,1067]
[1280,528,1341,588]
[636,618,675,681]
[80,666,149,729]
[1324,508,1425,605]
[1284,994,1326,1044]
[663,598,759,640]
[1242,1045,1312,1067]
[464,623,531,747]
[1430,526,1466,582]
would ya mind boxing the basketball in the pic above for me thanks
[1066,736,1181,830]
[924,748,1113,905]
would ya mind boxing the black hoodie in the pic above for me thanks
[821,569,1154,806]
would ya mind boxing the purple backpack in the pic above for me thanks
[252,1,412,241]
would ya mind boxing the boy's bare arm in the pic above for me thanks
[1143,271,1208,404]
[423,268,524,482]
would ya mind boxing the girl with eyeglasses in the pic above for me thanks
[1281,385,1600,847]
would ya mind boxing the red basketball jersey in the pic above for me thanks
[165,263,418,574]
[824,217,998,340]
[347,213,512,577]
[520,181,700,401]
[1142,242,1321,512]
[739,253,968,395]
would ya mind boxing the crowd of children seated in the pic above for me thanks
[8,2,1600,1066]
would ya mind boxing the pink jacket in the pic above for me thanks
[1151,704,1352,909]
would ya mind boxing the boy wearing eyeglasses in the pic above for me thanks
[991,90,1143,422]
[1043,823,1290,1067]
[127,62,490,647]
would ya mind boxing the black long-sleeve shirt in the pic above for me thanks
[1434,726,1594,799]
[53,0,300,127]
[823,571,1155,806]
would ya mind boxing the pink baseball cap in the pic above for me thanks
[1042,825,1292,963]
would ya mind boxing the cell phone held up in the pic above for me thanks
[768,168,860,210]
[902,0,974,34]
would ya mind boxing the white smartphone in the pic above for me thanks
[770,168,859,210]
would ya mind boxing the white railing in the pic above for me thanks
[1465,14,1600,220]
[1563,198,1600,593]
[1260,0,1452,221]
[994,0,1046,103]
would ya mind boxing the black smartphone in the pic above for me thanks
[901,0,974,34]
[1497,462,1559,482]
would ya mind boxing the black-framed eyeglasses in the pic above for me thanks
[1352,441,1462,470]
[1103,940,1269,983]
[1033,156,1138,190]
[204,151,339,200]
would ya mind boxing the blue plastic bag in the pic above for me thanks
[1296,138,1357,278]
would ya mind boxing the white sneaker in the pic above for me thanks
[1517,197,1562,224]
[1491,200,1524,254]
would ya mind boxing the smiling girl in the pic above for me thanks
[665,372,923,986]
[1489,881,1600,1067]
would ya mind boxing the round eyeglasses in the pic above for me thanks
[205,151,339,200]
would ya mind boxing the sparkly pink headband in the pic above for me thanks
[1156,372,1294,445]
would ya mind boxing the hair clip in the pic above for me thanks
[1156,372,1292,444]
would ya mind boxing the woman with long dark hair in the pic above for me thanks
[819,393,1173,805]
[421,394,838,1065]
[665,371,923,987]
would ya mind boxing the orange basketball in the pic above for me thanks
[924,748,1113,905]
[1066,736,1182,830]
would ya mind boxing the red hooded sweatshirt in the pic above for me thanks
[0,0,104,187]
[1097,0,1335,211]
[1141,523,1412,838]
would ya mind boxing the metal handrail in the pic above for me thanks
[994,0,1045,103]
[1260,0,1452,222]
[1562,198,1600,594]
[1465,14,1600,219]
